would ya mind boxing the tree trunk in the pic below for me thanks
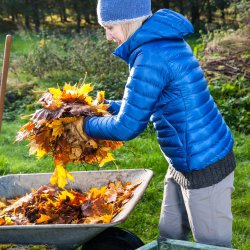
[207,0,213,23]
[61,11,67,23]
[84,14,91,24]
[73,0,81,33]
[24,0,31,30]
[152,0,169,10]
[190,0,200,26]
[11,13,15,22]
[221,9,225,20]
[32,0,40,33]
[58,0,67,23]
[25,15,31,30]
[215,0,230,25]
[234,0,237,20]
[76,14,81,33]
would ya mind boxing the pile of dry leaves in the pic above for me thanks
[15,83,123,188]
[0,180,140,226]
[1,83,136,228]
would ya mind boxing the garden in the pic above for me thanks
[0,0,249,249]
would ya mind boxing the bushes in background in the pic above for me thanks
[209,77,249,134]
[19,30,127,99]
[5,29,250,134]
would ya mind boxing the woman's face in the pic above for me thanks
[104,25,125,46]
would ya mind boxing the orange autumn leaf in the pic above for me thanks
[50,165,74,188]
[36,214,51,224]
[84,96,93,105]
[25,121,35,132]
[83,213,113,224]
[0,218,5,225]
[78,84,94,96]
[47,119,64,137]
[59,117,78,123]
[48,87,62,101]
[63,83,75,92]
[88,186,107,199]
[0,202,6,209]
[58,190,75,201]
[97,91,105,103]
[47,117,79,138]
[99,214,113,223]
[36,148,47,159]
[99,153,115,167]
[4,216,13,225]
[86,139,98,149]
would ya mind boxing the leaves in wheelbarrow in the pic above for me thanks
[15,83,123,188]
[0,180,141,225]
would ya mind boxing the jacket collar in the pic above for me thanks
[113,9,194,64]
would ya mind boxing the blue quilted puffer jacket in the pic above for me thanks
[84,9,234,173]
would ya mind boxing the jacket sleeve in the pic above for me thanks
[105,100,122,115]
[84,53,167,141]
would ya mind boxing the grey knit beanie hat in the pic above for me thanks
[97,0,152,26]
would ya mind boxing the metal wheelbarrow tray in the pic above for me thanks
[0,169,153,249]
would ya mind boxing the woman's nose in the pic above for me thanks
[105,30,114,40]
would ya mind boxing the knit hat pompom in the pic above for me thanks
[97,0,152,26]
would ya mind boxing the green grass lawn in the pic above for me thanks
[0,121,249,249]
[0,33,39,56]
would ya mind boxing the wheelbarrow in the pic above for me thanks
[0,169,153,250]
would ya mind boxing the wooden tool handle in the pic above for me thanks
[0,35,12,133]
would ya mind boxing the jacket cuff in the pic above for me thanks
[83,117,91,137]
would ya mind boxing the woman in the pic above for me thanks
[82,0,236,247]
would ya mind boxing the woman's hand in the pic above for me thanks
[64,117,89,142]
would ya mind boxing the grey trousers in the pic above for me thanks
[158,170,235,248]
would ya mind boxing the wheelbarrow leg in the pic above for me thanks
[82,227,144,250]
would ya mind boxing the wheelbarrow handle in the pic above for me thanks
[0,34,12,133]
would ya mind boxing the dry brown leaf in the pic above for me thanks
[0,180,140,226]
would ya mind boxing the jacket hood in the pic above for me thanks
[113,9,194,63]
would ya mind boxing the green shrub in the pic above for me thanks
[19,30,128,99]
[209,77,250,133]
[4,83,36,121]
